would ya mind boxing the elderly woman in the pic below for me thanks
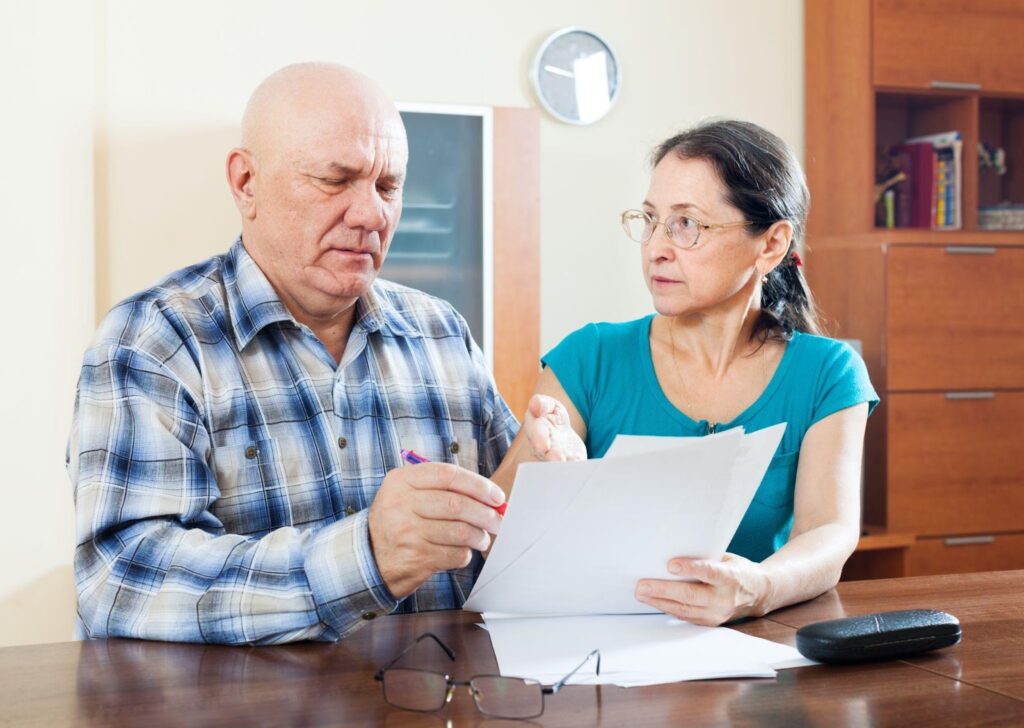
[494,119,878,626]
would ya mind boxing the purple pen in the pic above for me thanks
[400,448,507,515]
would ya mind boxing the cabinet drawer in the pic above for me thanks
[873,0,1024,94]
[887,245,1024,390]
[887,392,1024,535]
[908,532,1024,576]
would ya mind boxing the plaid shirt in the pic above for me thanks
[68,239,518,645]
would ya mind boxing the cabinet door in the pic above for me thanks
[908,532,1024,575]
[887,245,1024,391]
[874,0,1024,94]
[887,392,1024,535]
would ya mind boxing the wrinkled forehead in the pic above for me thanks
[282,105,409,175]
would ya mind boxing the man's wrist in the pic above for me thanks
[305,512,398,636]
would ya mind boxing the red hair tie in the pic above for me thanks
[791,251,803,268]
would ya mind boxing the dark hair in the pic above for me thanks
[652,119,821,341]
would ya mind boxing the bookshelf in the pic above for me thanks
[805,0,1024,579]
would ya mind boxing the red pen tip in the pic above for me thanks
[495,502,507,516]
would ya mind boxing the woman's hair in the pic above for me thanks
[651,119,822,341]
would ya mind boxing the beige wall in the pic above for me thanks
[0,1,96,646]
[1,0,803,646]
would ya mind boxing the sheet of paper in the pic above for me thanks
[471,459,600,596]
[715,424,791,550]
[481,613,811,687]
[464,424,786,615]
[601,427,743,460]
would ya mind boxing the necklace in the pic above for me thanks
[666,318,769,429]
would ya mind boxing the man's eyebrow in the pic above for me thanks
[322,162,360,176]
[320,162,404,185]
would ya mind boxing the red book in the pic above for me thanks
[893,142,935,229]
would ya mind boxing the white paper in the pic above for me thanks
[464,424,786,615]
[481,613,812,687]
[601,427,743,460]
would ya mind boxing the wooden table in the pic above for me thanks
[2,571,1022,727]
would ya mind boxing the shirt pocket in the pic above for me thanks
[400,423,480,475]
[751,450,799,509]
[211,436,330,535]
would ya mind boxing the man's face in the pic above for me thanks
[244,101,408,322]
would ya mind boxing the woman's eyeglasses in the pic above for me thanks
[374,632,600,720]
[621,208,752,250]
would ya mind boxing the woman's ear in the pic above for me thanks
[759,220,794,275]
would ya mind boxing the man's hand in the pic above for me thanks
[524,394,587,462]
[368,462,506,599]
[634,554,772,626]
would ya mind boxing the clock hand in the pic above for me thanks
[543,65,575,79]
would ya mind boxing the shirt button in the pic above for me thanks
[361,611,377,621]
[244,445,257,459]
[344,505,356,516]
[449,441,460,455]
[337,436,347,449]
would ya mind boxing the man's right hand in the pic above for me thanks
[367,462,506,599]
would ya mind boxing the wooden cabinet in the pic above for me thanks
[887,246,1024,390]
[909,533,1024,575]
[873,0,1024,94]
[806,1,1024,578]
[888,391,1024,535]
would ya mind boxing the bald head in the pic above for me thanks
[240,62,406,162]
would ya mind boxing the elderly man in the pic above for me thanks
[68,63,517,644]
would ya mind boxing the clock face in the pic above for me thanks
[532,28,620,125]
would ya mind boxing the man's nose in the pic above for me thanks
[344,184,388,231]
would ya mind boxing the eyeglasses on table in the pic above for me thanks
[374,632,601,720]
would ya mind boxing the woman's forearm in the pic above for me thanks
[489,430,536,495]
[755,522,859,615]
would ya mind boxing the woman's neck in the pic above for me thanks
[662,287,763,382]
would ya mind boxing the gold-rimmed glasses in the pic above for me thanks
[374,632,600,720]
[621,208,753,250]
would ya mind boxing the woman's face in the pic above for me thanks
[641,155,763,318]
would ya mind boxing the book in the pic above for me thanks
[905,131,962,230]
[892,132,962,230]
[892,141,935,229]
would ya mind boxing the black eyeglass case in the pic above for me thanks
[795,609,961,664]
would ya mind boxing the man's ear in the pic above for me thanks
[226,148,257,220]
[759,220,794,275]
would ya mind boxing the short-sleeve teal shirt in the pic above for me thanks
[542,315,879,562]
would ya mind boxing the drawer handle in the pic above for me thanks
[930,80,982,91]
[944,246,996,255]
[944,535,995,546]
[944,391,995,400]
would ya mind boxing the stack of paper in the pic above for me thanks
[464,424,815,685]
[464,424,786,615]
[479,613,814,687]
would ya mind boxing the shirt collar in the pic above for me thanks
[352,280,420,338]
[225,238,419,350]
[224,238,295,351]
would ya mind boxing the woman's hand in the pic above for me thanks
[523,394,587,462]
[634,554,772,626]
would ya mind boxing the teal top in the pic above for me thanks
[542,315,879,562]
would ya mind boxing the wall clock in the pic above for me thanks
[531,27,621,125]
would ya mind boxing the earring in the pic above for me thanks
[761,274,768,284]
